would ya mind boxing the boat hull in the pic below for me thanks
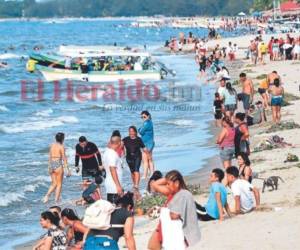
[37,66,161,82]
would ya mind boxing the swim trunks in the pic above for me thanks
[271,96,283,106]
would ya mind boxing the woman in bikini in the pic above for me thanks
[237,152,253,183]
[61,208,89,250]
[43,132,70,203]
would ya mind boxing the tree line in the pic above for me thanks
[0,0,293,18]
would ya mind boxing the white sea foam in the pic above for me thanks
[0,116,79,134]
[0,192,25,207]
[0,53,21,59]
[0,105,9,112]
[165,119,194,127]
[8,209,31,216]
[35,109,53,117]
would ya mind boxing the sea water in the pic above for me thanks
[0,19,237,248]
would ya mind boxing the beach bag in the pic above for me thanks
[160,207,185,250]
[83,235,119,250]
[83,200,116,230]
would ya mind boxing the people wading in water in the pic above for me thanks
[43,133,70,203]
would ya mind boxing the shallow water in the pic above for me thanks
[0,19,237,248]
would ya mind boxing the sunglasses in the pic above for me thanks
[141,115,147,119]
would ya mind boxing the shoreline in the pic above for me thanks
[13,28,300,250]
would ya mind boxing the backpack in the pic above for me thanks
[83,200,116,230]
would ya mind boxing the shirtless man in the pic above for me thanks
[43,133,70,203]
[267,71,281,86]
[239,73,254,115]
[269,78,284,123]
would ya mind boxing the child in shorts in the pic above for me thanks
[214,92,223,127]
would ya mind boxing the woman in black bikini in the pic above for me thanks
[61,208,89,250]
[237,152,253,183]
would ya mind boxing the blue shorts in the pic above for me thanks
[241,93,251,110]
[144,142,155,152]
[271,96,283,106]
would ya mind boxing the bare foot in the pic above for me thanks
[42,195,49,204]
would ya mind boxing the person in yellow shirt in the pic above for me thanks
[258,78,269,109]
[258,41,268,64]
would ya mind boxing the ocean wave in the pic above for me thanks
[0,115,79,134]
[8,209,31,217]
[0,90,19,96]
[0,177,50,207]
[35,109,53,117]
[87,103,122,110]
[0,105,9,112]
[0,53,21,60]
[0,192,25,207]
[165,119,194,127]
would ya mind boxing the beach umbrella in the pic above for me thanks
[238,12,246,16]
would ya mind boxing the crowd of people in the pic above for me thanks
[247,34,300,65]
[33,28,290,250]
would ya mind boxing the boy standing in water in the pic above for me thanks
[213,92,223,127]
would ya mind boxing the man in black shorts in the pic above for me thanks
[75,136,102,183]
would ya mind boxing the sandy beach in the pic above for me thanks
[15,32,300,250]
[131,33,300,250]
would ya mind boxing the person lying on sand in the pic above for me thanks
[226,166,260,214]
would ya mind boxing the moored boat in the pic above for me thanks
[37,65,162,82]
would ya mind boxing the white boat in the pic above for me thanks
[37,65,162,82]
[59,45,141,57]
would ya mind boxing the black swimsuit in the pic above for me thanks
[240,166,252,183]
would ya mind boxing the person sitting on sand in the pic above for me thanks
[269,78,284,124]
[196,168,231,221]
[148,170,201,250]
[237,152,253,183]
[35,211,67,250]
[86,192,136,250]
[61,208,89,250]
[75,173,103,206]
[226,166,260,214]
[247,102,266,126]
[43,132,70,204]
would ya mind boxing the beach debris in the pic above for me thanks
[253,135,291,152]
[262,121,300,134]
[256,74,267,80]
[284,153,299,163]
[187,184,202,195]
[135,194,166,218]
